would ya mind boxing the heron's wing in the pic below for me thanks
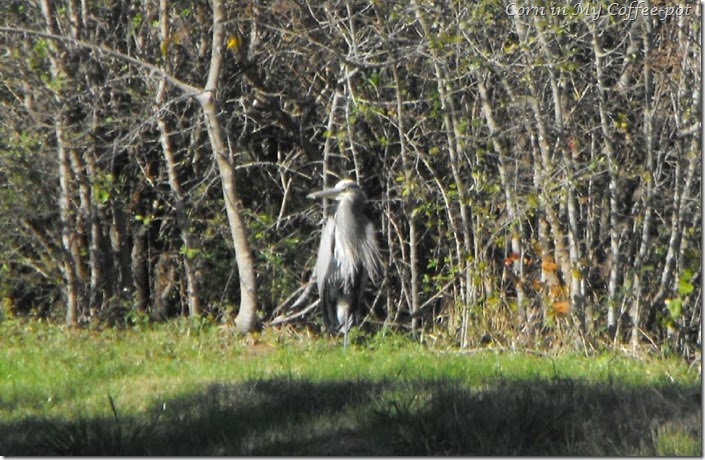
[351,258,368,319]
[316,218,339,331]
[315,218,335,289]
[361,219,382,283]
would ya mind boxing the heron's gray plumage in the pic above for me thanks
[309,179,381,346]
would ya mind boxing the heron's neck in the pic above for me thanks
[333,197,363,264]
[335,197,362,231]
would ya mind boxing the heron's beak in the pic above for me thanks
[307,187,341,200]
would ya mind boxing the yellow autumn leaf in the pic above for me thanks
[553,300,570,315]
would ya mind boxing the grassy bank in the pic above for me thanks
[0,318,701,455]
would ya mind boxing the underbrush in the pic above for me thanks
[0,318,701,455]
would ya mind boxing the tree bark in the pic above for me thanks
[131,224,149,314]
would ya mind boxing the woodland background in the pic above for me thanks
[0,0,701,358]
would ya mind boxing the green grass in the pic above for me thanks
[0,318,701,455]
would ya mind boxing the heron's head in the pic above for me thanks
[307,178,361,201]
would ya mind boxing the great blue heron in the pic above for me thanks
[308,178,381,347]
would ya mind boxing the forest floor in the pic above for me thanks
[0,318,701,455]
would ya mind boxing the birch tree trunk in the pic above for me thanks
[39,0,81,325]
[509,14,577,334]
[378,5,420,330]
[476,75,527,331]
[589,23,624,341]
[626,6,656,347]
[156,0,202,318]
[199,0,258,333]
[534,17,587,333]
[63,0,96,319]
[412,0,473,345]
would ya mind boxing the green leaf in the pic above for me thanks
[677,278,694,296]
[180,247,201,260]
[95,188,110,204]
[665,298,682,320]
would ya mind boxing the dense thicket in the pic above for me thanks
[0,0,700,357]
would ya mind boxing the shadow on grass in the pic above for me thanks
[2,377,701,455]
